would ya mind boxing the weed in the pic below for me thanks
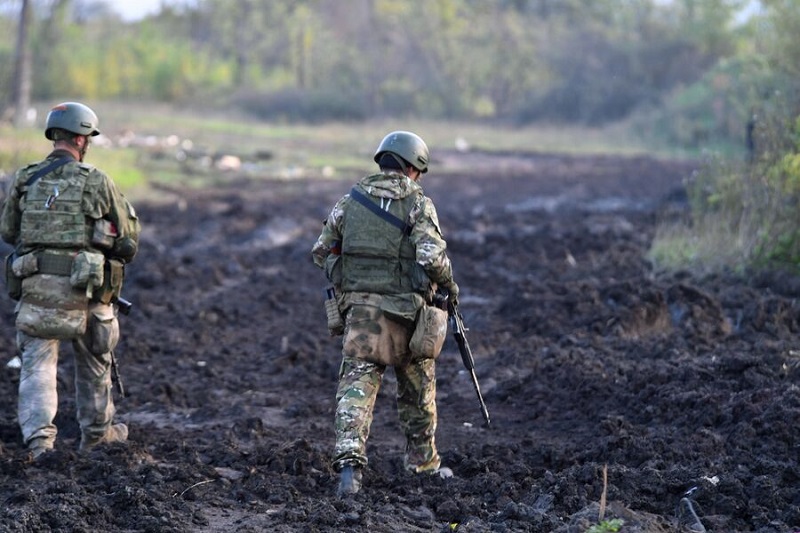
[587,518,625,533]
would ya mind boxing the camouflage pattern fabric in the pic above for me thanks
[16,302,118,450]
[16,272,88,339]
[334,341,440,472]
[313,171,453,474]
[312,172,455,289]
[0,151,139,454]
[1,152,141,260]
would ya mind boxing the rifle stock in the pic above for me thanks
[447,301,491,427]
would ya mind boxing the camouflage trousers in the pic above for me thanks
[16,302,120,450]
[333,302,440,473]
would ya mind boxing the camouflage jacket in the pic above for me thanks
[312,171,455,299]
[0,151,140,263]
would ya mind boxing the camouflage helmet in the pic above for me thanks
[373,131,429,174]
[45,102,101,140]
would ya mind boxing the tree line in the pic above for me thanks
[1,0,799,150]
[4,0,800,272]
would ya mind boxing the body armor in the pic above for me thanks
[341,186,419,295]
[19,162,91,249]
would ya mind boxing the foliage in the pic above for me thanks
[649,155,756,275]
[650,111,800,274]
[648,0,800,275]
[586,518,625,533]
[0,0,751,127]
[642,54,788,155]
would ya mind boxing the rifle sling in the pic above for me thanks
[25,157,73,188]
[350,188,411,236]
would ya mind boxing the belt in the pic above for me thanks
[36,252,74,276]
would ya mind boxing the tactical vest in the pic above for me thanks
[19,161,91,249]
[341,188,419,295]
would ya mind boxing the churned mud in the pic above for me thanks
[1,149,798,532]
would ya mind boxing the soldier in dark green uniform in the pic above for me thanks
[312,131,459,496]
[1,102,140,459]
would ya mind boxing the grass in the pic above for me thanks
[1,100,685,201]
[648,214,752,276]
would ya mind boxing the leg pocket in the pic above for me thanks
[84,304,119,356]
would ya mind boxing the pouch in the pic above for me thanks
[410,304,448,359]
[17,275,88,339]
[12,253,40,278]
[70,251,105,291]
[94,259,124,305]
[83,303,119,355]
[324,286,345,336]
[4,253,22,300]
[91,218,118,250]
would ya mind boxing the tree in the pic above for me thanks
[10,0,32,126]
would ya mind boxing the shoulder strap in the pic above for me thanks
[24,157,72,187]
[350,187,412,235]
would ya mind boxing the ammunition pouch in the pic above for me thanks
[94,258,124,305]
[410,304,448,359]
[70,251,105,293]
[324,287,345,336]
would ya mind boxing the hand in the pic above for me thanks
[444,280,459,307]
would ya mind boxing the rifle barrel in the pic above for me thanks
[449,304,491,427]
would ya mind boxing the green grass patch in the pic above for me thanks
[2,100,689,201]
[0,125,42,174]
[88,147,146,190]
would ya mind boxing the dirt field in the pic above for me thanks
[1,149,799,532]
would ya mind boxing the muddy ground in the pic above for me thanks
[0,149,799,532]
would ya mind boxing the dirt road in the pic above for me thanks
[1,150,798,532]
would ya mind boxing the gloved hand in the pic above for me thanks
[443,280,459,307]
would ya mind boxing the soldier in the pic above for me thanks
[312,131,459,496]
[0,102,140,459]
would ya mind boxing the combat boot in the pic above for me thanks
[337,464,362,497]
[80,423,128,452]
[28,437,54,460]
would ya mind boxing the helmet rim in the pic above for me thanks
[373,131,429,173]
[45,102,101,140]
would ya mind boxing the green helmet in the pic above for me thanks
[373,131,429,173]
[45,102,101,140]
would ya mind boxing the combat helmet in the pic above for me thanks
[45,102,101,140]
[374,131,429,174]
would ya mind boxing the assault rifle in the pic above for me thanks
[437,292,491,427]
[110,296,133,398]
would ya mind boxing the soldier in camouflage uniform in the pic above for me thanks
[312,131,459,496]
[0,102,140,459]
